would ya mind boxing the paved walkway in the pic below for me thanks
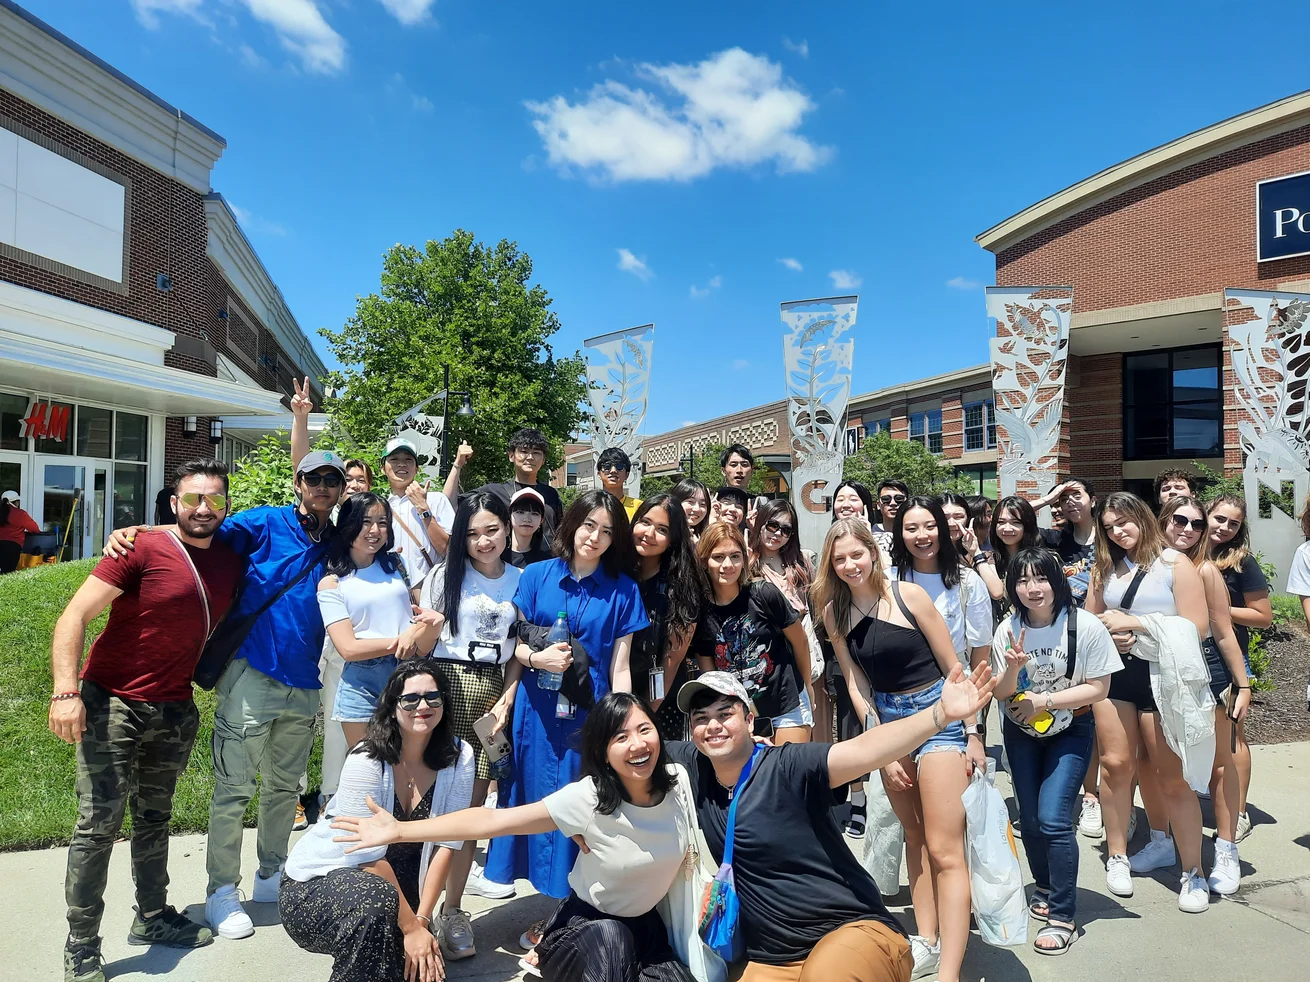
[6,742,1308,982]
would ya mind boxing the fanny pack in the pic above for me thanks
[698,744,762,964]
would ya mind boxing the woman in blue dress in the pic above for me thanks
[484,489,648,952]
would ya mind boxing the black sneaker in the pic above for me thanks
[64,940,105,982]
[127,905,214,948]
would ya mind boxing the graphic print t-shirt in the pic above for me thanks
[1040,527,1095,606]
[692,581,799,719]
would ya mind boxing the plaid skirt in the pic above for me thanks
[432,659,506,781]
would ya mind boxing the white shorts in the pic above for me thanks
[772,688,815,731]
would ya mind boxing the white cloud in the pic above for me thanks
[681,419,697,426]
[238,43,267,68]
[526,48,831,182]
[133,0,346,74]
[690,274,722,298]
[778,257,803,271]
[388,73,434,112]
[829,269,862,290]
[946,275,982,290]
[378,0,437,26]
[782,36,809,58]
[616,248,653,280]
[731,358,750,370]
[229,202,289,237]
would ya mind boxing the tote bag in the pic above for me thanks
[658,763,727,982]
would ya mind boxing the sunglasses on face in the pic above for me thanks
[880,494,906,505]
[301,471,343,488]
[1170,514,1206,533]
[397,691,444,712]
[176,492,228,512]
[599,463,628,473]
[763,519,794,536]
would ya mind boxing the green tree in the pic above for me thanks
[842,431,976,496]
[321,231,587,487]
[228,433,295,513]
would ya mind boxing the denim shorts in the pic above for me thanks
[1202,638,1232,702]
[333,655,398,722]
[873,677,967,761]
[771,687,815,731]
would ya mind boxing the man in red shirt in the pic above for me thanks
[49,460,244,982]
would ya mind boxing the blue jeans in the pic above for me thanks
[1002,712,1094,924]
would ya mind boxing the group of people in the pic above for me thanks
[44,375,1295,982]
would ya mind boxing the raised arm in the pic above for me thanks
[443,442,472,512]
[290,376,313,471]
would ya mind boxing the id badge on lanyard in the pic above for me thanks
[555,692,575,719]
[649,668,665,700]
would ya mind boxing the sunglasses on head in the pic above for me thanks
[176,492,228,512]
[300,471,343,488]
[763,519,794,536]
[1170,514,1206,533]
[397,691,444,711]
[880,494,906,505]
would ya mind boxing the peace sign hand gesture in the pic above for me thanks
[1004,627,1028,670]
[291,376,313,418]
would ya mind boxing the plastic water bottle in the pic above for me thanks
[490,750,514,783]
[1016,666,1031,693]
[538,611,568,691]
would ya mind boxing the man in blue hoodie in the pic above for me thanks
[103,449,345,941]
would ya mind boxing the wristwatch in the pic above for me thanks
[1044,692,1055,711]
[964,724,983,736]
[421,510,432,520]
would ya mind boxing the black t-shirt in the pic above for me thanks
[691,581,800,719]
[1221,555,1269,654]
[476,480,563,528]
[665,741,904,964]
[507,545,553,570]
[1040,527,1095,606]
[631,571,669,697]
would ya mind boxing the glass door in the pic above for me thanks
[34,456,95,562]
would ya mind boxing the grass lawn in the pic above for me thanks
[0,559,321,851]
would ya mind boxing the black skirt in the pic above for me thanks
[536,892,696,982]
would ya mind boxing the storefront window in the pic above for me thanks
[1,393,27,450]
[909,409,943,454]
[33,400,75,455]
[115,412,149,461]
[112,463,148,530]
[1124,345,1222,459]
[956,465,998,499]
[76,406,113,458]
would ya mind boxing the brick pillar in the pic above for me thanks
[942,395,963,460]
[1066,353,1124,491]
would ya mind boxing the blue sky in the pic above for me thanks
[21,0,1310,433]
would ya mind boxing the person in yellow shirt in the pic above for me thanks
[596,447,641,520]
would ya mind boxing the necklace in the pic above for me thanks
[397,760,415,792]
[715,771,739,800]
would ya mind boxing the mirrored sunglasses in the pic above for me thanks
[176,492,228,511]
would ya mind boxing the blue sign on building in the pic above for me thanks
[1257,170,1310,262]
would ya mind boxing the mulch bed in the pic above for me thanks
[1244,623,1310,745]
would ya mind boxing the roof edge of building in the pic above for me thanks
[849,363,992,408]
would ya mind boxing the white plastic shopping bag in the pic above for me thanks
[860,778,904,897]
[961,768,1027,947]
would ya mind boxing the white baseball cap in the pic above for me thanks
[1,490,19,503]
[383,436,420,460]
[677,671,756,714]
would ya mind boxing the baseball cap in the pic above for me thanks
[714,485,749,507]
[676,671,755,714]
[296,450,347,477]
[510,486,546,511]
[383,436,420,460]
[1,490,19,503]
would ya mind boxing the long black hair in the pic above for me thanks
[670,478,711,537]
[831,479,875,523]
[749,498,812,596]
[326,492,403,577]
[892,494,962,589]
[437,492,511,637]
[354,658,461,771]
[990,495,1041,577]
[554,489,635,577]
[630,493,704,643]
[1005,547,1074,627]
[580,691,675,815]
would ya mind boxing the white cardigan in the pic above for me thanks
[1132,613,1216,793]
[285,740,475,889]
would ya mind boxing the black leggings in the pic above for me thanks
[537,892,695,982]
[0,541,19,574]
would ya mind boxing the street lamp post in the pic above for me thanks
[679,445,697,480]
[438,363,474,477]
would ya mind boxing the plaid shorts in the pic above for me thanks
[432,659,506,781]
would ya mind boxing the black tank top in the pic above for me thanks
[846,581,943,694]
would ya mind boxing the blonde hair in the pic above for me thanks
[696,521,751,588]
[812,519,890,636]
[1091,492,1168,592]
[1159,495,1211,566]
[1206,493,1250,572]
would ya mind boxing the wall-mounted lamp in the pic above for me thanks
[156,273,173,293]
[209,418,223,444]
[183,415,197,438]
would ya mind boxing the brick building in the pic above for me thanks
[977,89,1310,500]
[0,1,325,559]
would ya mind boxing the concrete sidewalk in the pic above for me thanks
[4,742,1308,982]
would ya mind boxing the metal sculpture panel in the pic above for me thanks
[585,324,655,498]
[781,295,857,553]
[986,286,1073,498]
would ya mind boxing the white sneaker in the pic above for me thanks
[1077,797,1104,838]
[1208,841,1241,896]
[1106,854,1133,897]
[1178,868,1210,913]
[1129,833,1177,873]
[205,885,254,940]
[465,861,515,900]
[909,934,939,980]
[1235,811,1252,843]
[252,867,282,904]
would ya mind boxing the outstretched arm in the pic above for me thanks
[333,797,557,851]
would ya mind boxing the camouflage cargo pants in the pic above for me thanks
[65,680,199,944]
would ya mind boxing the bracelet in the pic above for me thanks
[1238,685,1251,690]
[931,700,945,732]
[414,914,431,926]
[50,691,81,702]
[528,652,535,670]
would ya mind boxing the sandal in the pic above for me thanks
[1029,890,1050,921]
[518,918,546,951]
[1034,922,1078,956]
[843,803,868,840]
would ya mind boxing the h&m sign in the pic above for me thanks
[1258,171,1310,262]
[20,399,71,442]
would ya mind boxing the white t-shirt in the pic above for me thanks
[990,608,1123,738]
[422,562,522,665]
[543,772,690,918]
[892,566,993,656]
[1285,541,1310,596]
[388,489,456,587]
[318,560,413,638]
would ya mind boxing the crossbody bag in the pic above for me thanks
[163,530,215,658]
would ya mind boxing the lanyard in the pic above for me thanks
[721,745,763,866]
